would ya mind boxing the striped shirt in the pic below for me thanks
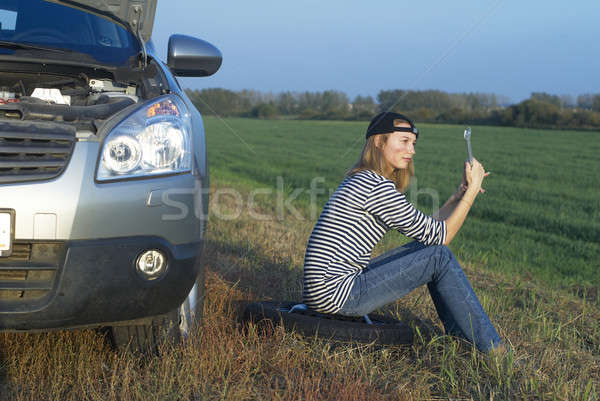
[302,169,447,314]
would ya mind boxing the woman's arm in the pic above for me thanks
[442,159,487,245]
[433,185,466,221]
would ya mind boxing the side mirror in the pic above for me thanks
[167,34,222,77]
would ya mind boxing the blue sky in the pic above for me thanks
[151,0,599,103]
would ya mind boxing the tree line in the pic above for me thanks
[185,88,600,130]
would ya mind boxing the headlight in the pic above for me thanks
[97,95,192,181]
[102,135,142,174]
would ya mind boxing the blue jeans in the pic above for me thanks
[338,241,503,352]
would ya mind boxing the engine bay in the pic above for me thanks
[0,60,167,133]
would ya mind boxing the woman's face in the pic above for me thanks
[376,123,417,175]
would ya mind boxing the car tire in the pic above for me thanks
[108,280,204,354]
[177,282,200,340]
[109,309,182,354]
[243,301,413,346]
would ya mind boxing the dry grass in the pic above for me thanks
[1,181,598,400]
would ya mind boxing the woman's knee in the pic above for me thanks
[430,244,462,274]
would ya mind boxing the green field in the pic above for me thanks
[204,117,600,289]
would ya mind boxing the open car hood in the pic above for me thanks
[46,0,157,42]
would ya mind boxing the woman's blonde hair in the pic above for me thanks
[345,133,414,192]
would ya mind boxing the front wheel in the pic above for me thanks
[177,282,199,340]
[108,281,203,354]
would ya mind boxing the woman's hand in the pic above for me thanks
[456,163,468,196]
[443,159,489,245]
[464,159,489,194]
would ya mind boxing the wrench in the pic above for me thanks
[464,127,473,166]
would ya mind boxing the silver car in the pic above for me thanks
[0,0,221,352]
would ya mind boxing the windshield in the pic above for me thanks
[0,0,141,65]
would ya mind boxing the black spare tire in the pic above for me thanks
[243,301,413,346]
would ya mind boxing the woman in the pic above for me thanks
[302,112,504,353]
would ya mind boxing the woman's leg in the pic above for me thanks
[338,243,502,352]
[424,248,503,352]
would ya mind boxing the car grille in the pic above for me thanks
[0,242,65,304]
[0,120,76,184]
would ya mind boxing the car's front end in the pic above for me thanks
[0,0,221,348]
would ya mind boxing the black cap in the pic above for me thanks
[365,112,419,139]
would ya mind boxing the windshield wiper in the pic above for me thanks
[0,40,69,53]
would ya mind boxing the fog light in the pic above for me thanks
[136,250,168,280]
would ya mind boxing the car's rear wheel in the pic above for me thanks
[108,281,203,354]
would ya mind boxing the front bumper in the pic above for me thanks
[0,236,202,331]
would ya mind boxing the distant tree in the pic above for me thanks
[511,99,560,127]
[488,106,517,126]
[577,94,594,109]
[238,89,271,110]
[351,95,377,119]
[186,88,244,116]
[559,94,575,109]
[409,107,436,122]
[402,90,452,112]
[592,95,600,112]
[293,90,350,118]
[376,90,406,112]
[321,90,350,113]
[249,103,279,119]
[461,92,498,110]
[495,94,512,107]
[277,91,298,115]
[530,92,562,108]
[464,93,481,110]
[297,91,322,113]
[569,109,600,128]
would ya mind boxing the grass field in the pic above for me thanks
[205,117,600,289]
[0,117,598,400]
